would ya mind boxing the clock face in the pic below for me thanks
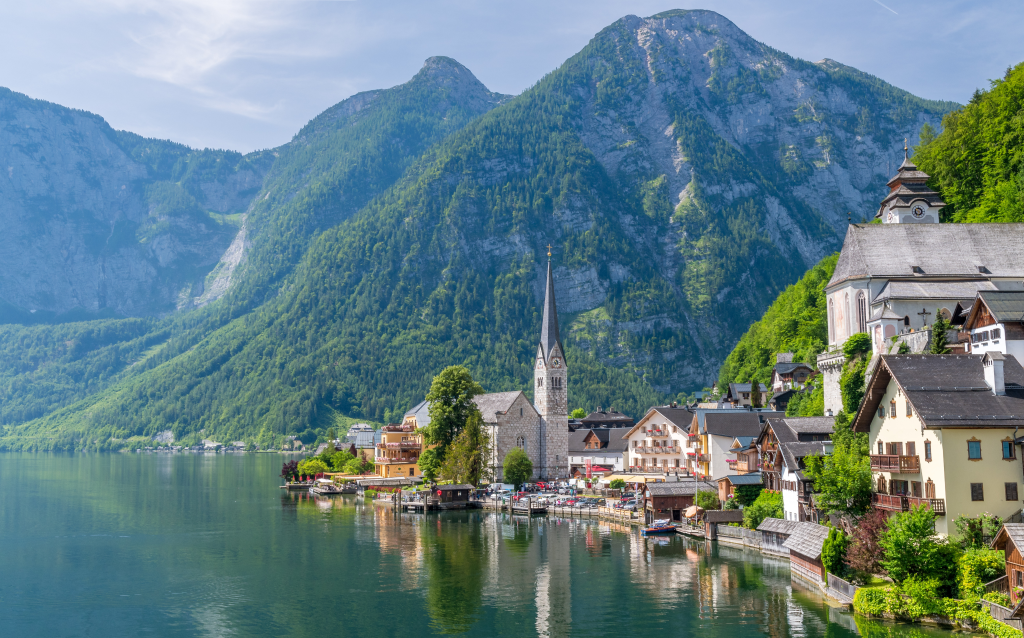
[912,205,926,218]
[551,358,561,368]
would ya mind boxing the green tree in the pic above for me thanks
[329,450,355,471]
[821,527,850,576]
[803,442,872,516]
[298,458,329,477]
[734,484,763,506]
[929,308,952,354]
[418,447,441,483]
[502,447,533,491]
[695,489,721,510]
[439,412,491,486]
[424,366,484,460]
[750,379,762,408]
[743,490,783,529]
[571,408,587,419]
[609,478,626,490]
[879,505,946,583]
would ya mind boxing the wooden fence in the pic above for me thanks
[981,600,1023,630]
[715,525,761,548]
[827,573,858,603]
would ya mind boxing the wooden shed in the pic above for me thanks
[644,480,717,524]
[436,484,475,509]
[991,523,1024,608]
[782,522,829,585]
[756,517,799,556]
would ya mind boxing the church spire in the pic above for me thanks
[540,251,562,361]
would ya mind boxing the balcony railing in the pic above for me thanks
[696,454,710,463]
[646,429,669,437]
[870,454,920,473]
[375,456,420,465]
[377,441,421,450]
[872,493,945,515]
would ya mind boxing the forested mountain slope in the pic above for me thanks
[0,88,273,320]
[2,10,959,449]
[718,61,1024,389]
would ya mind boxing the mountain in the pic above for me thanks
[0,88,273,321]
[1,11,960,450]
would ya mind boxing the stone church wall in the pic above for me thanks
[488,394,544,481]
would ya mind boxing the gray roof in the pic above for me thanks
[774,362,814,375]
[728,383,769,395]
[761,417,834,445]
[779,441,829,472]
[581,410,634,426]
[993,524,1024,551]
[719,473,763,486]
[873,280,998,304]
[539,259,563,362]
[473,391,530,423]
[976,292,1024,324]
[829,224,1024,288]
[642,406,697,431]
[691,407,781,435]
[854,354,1024,431]
[438,484,475,491]
[646,480,717,496]
[706,510,745,523]
[871,305,905,321]
[404,400,431,428]
[704,412,770,438]
[783,523,830,559]
[568,427,630,454]
[757,518,800,535]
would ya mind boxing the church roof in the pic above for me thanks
[872,280,998,304]
[829,224,1024,288]
[473,391,529,423]
[540,259,563,361]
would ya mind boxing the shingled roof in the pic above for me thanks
[783,523,830,559]
[873,280,998,304]
[757,518,800,535]
[774,361,814,375]
[568,428,630,454]
[760,417,834,445]
[704,412,769,438]
[829,224,1024,288]
[970,291,1024,326]
[779,441,829,473]
[646,480,717,496]
[992,523,1024,552]
[853,354,1024,432]
[473,391,531,423]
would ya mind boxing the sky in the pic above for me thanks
[2,0,1021,153]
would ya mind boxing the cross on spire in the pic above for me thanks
[547,244,552,259]
[904,137,908,160]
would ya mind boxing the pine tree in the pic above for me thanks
[929,309,951,354]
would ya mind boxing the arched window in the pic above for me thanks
[903,316,910,329]
[828,299,835,343]
[857,291,867,333]
[516,436,526,449]
[845,292,851,338]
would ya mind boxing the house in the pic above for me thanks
[961,291,1024,361]
[768,388,797,413]
[727,436,759,475]
[991,524,1024,609]
[374,423,424,479]
[771,353,814,392]
[756,417,834,522]
[717,472,762,504]
[436,484,475,509]
[345,423,378,446]
[642,480,717,524]
[622,406,694,474]
[567,426,629,476]
[757,517,799,556]
[724,383,770,407]
[783,522,830,586]
[690,409,782,480]
[579,409,634,428]
[851,353,1024,535]
[816,154,1024,414]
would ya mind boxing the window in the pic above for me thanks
[890,400,897,418]
[537,378,544,388]
[906,401,913,417]
[1004,440,1016,460]
[857,292,868,333]
[993,328,1002,340]
[828,300,835,343]
[1007,483,1019,501]
[971,483,985,501]
[878,406,885,419]
[906,442,916,457]
[878,441,884,455]
[1018,571,1023,588]
[924,441,932,461]
[516,436,526,449]
[912,481,922,497]
[520,407,523,417]
[968,439,982,460]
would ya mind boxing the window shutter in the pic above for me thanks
[925,480,935,499]
[971,483,985,501]
[1007,483,1019,502]
[906,442,916,456]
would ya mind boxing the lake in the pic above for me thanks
[0,452,966,637]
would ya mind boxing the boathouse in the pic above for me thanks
[756,518,799,556]
[783,522,829,585]
[991,524,1024,610]
[436,484,475,509]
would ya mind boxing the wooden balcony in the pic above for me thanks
[872,493,945,515]
[870,454,920,473]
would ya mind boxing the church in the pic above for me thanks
[818,149,1024,414]
[403,253,569,482]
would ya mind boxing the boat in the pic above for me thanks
[641,519,677,535]
[310,479,347,495]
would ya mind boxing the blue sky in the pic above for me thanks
[2,0,1021,153]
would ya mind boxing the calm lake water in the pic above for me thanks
[0,453,968,637]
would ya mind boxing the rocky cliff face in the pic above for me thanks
[0,88,270,320]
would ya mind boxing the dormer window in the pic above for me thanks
[912,266,924,274]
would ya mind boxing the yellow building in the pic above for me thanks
[374,422,424,479]
[852,353,1024,535]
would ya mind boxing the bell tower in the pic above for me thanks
[534,247,568,479]
[877,139,944,224]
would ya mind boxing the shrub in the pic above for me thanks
[958,549,1005,599]
[879,505,942,582]
[364,489,378,499]
[743,490,783,529]
[822,527,849,576]
[846,509,888,577]
[954,513,1003,550]
[723,496,739,510]
[843,332,872,358]
[695,490,721,510]
[984,591,1012,607]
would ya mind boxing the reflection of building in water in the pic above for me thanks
[536,517,571,638]
[373,507,424,586]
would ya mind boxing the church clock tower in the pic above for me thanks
[534,249,568,479]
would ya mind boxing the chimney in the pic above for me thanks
[984,352,1006,396]
[776,352,794,364]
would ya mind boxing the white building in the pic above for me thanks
[961,291,1024,363]
[567,427,629,476]
[622,406,694,474]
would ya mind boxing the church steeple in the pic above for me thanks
[540,253,562,362]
